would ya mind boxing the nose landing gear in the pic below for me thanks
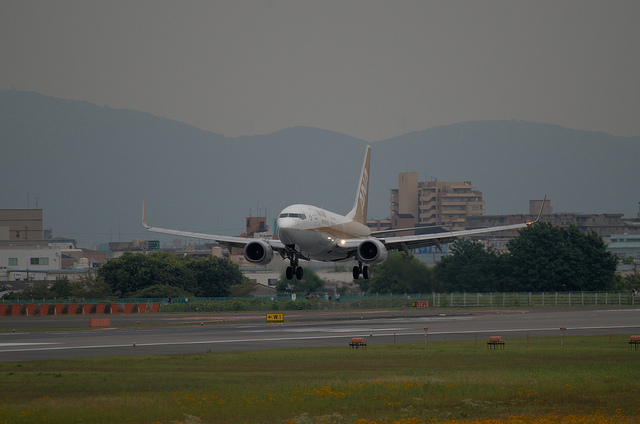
[285,255,304,280]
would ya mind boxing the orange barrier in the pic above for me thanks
[90,318,111,327]
[0,302,163,316]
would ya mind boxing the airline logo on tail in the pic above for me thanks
[350,145,371,224]
[357,168,368,216]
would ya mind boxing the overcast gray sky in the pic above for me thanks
[2,1,638,141]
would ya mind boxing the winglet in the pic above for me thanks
[528,195,547,225]
[142,200,149,229]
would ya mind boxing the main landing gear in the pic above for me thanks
[285,256,304,280]
[352,262,369,280]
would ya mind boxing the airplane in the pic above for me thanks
[143,145,544,280]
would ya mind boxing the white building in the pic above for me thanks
[606,234,640,260]
[0,246,62,281]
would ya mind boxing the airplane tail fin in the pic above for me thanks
[347,145,371,224]
[142,199,149,229]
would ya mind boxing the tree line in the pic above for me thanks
[4,252,253,301]
[359,223,625,294]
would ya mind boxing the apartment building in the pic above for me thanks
[390,173,485,231]
[0,209,47,247]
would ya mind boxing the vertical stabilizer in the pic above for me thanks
[347,145,371,224]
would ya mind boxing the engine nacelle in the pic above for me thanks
[357,238,388,265]
[243,240,274,265]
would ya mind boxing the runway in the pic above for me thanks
[1,307,639,361]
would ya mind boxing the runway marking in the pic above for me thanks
[245,327,409,333]
[323,327,407,333]
[423,324,640,335]
[0,342,58,347]
[0,335,361,354]
[599,309,640,313]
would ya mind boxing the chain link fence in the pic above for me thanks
[3,291,638,313]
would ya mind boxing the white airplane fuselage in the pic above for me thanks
[277,204,371,261]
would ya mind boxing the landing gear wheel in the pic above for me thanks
[286,266,294,280]
[352,265,360,280]
[352,263,370,280]
[295,266,304,280]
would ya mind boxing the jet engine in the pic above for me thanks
[357,238,388,265]
[243,240,274,265]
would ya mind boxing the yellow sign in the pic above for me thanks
[266,313,284,323]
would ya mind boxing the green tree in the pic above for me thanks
[51,277,73,299]
[506,223,617,291]
[152,253,194,292]
[190,256,247,297]
[18,281,52,300]
[611,273,640,293]
[98,252,158,296]
[363,252,433,294]
[433,240,507,292]
[98,252,246,297]
[70,276,115,299]
[228,280,258,297]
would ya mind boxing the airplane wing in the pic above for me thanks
[379,220,535,253]
[142,201,286,252]
[342,196,546,255]
[338,220,532,252]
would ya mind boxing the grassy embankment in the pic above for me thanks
[1,335,639,423]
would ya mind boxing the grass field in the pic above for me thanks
[1,335,639,423]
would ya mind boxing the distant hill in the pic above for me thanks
[2,90,638,246]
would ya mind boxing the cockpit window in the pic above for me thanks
[279,213,306,220]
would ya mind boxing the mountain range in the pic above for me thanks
[2,89,638,247]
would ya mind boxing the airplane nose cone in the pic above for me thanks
[277,219,295,245]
